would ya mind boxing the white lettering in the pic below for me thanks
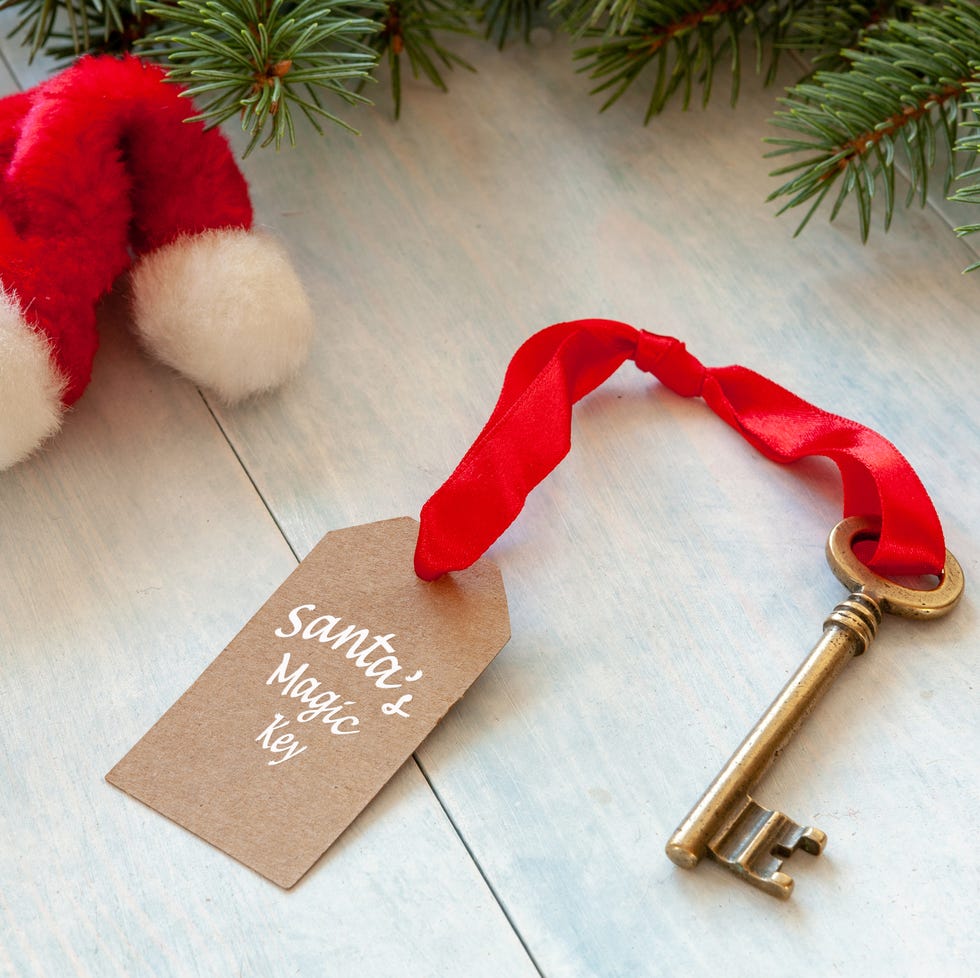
[324,622,372,661]
[266,652,360,735]
[273,605,421,692]
[363,653,402,689]
[275,604,315,639]
[290,677,320,699]
[381,694,413,718]
[302,614,340,641]
[255,713,308,765]
[266,651,309,694]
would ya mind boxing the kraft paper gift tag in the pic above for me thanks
[107,517,509,888]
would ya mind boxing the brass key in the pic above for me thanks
[666,516,964,899]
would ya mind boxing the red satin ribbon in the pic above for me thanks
[414,319,945,581]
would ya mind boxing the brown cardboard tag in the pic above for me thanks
[106,517,509,889]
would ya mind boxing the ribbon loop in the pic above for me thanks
[415,319,946,582]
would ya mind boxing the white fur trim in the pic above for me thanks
[0,291,65,470]
[130,229,313,403]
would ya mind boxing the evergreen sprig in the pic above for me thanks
[573,0,791,122]
[356,0,474,118]
[767,0,980,240]
[554,0,641,36]
[2,0,980,272]
[0,0,145,59]
[139,0,381,153]
[951,79,980,267]
[479,0,545,47]
[779,0,918,70]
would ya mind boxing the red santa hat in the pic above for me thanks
[0,55,313,469]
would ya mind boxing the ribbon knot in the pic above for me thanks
[634,331,706,398]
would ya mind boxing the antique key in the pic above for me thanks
[666,515,964,899]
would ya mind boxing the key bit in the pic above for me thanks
[666,516,964,899]
[708,797,826,899]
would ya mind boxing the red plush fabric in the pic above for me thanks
[0,56,252,405]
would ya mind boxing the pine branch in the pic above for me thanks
[779,0,918,70]
[479,0,546,48]
[139,0,381,153]
[357,0,475,118]
[554,0,642,36]
[767,0,980,241]
[573,0,792,122]
[951,80,980,268]
[0,0,148,60]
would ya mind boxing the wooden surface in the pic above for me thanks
[1,25,978,978]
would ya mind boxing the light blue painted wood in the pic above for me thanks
[0,308,537,978]
[0,37,539,978]
[1,18,976,978]
[220,31,979,978]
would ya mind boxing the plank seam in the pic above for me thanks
[197,390,301,563]
[199,390,542,971]
[413,753,548,978]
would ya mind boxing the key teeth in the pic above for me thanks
[799,825,827,855]
[708,797,826,899]
[768,871,795,900]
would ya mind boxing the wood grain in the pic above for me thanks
[0,40,537,978]
[1,21,977,978]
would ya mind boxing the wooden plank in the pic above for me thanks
[215,31,980,977]
[0,301,537,978]
[0,38,539,978]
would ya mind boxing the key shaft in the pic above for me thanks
[665,516,964,899]
[666,593,879,872]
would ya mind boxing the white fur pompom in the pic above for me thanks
[130,229,313,403]
[0,290,65,470]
